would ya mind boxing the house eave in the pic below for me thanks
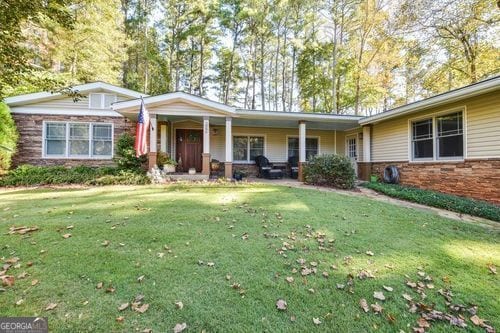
[359,76,500,125]
[4,82,147,106]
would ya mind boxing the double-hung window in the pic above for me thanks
[287,137,319,160]
[233,135,264,162]
[411,111,464,161]
[44,122,113,158]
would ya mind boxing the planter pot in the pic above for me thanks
[211,162,220,171]
[188,168,196,175]
[163,164,176,173]
[370,175,378,183]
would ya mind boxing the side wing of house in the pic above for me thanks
[360,87,500,204]
[5,83,145,167]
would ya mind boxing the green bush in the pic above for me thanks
[0,102,18,173]
[0,164,150,186]
[114,133,147,171]
[88,170,151,186]
[364,182,500,222]
[303,154,355,189]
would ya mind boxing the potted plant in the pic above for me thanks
[210,159,220,171]
[157,152,177,173]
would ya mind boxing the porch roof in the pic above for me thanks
[112,91,362,131]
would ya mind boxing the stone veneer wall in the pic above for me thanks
[369,159,500,204]
[11,114,136,168]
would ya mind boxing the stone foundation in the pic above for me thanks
[11,114,136,168]
[370,159,500,204]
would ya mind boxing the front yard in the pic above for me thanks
[0,184,498,332]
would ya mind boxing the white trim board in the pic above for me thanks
[10,107,123,117]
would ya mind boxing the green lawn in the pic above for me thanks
[0,184,498,332]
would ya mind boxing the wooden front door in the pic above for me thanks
[176,129,203,172]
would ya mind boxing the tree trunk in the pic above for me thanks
[260,39,266,110]
[289,47,296,112]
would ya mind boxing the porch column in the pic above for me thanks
[160,123,167,153]
[225,117,233,179]
[202,116,211,175]
[359,125,372,181]
[148,114,158,170]
[298,120,306,181]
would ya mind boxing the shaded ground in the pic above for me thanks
[0,184,498,332]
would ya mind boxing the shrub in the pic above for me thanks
[0,164,150,186]
[364,182,500,222]
[88,170,151,186]
[303,154,355,189]
[0,102,18,173]
[114,133,147,171]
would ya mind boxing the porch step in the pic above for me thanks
[149,167,209,183]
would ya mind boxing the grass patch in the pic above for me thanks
[0,184,499,332]
[364,182,500,222]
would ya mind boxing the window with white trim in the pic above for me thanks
[89,93,117,109]
[287,137,319,160]
[233,135,264,162]
[44,122,113,158]
[411,111,463,160]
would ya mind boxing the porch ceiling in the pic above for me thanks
[159,115,358,131]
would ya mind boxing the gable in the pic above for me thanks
[147,100,232,117]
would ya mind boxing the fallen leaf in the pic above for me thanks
[313,318,321,325]
[137,275,145,283]
[62,233,72,239]
[106,286,115,293]
[322,271,329,278]
[207,262,215,267]
[290,315,296,322]
[101,240,110,247]
[417,317,430,328]
[118,303,129,311]
[402,293,413,301]
[1,276,15,287]
[470,315,484,326]
[17,272,28,279]
[96,282,103,289]
[116,316,124,323]
[15,299,24,306]
[31,279,38,286]
[173,323,187,333]
[308,288,315,293]
[374,291,386,301]
[487,264,497,275]
[383,285,393,292]
[142,329,152,333]
[175,301,183,309]
[371,303,383,313]
[366,251,374,256]
[276,299,287,311]
[407,281,417,288]
[45,303,58,311]
[336,284,345,289]
[286,276,294,283]
[359,299,369,313]
[225,274,231,280]
[134,303,149,314]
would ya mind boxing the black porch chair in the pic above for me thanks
[254,155,283,179]
[288,155,299,179]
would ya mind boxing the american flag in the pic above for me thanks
[134,98,150,157]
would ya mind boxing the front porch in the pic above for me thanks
[112,92,363,181]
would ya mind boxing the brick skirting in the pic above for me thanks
[11,114,135,168]
[367,159,500,204]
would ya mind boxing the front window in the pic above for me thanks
[412,119,433,159]
[233,135,264,162]
[288,137,319,160]
[411,111,463,161]
[436,112,463,158]
[44,122,113,158]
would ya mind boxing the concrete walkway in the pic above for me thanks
[249,178,499,229]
